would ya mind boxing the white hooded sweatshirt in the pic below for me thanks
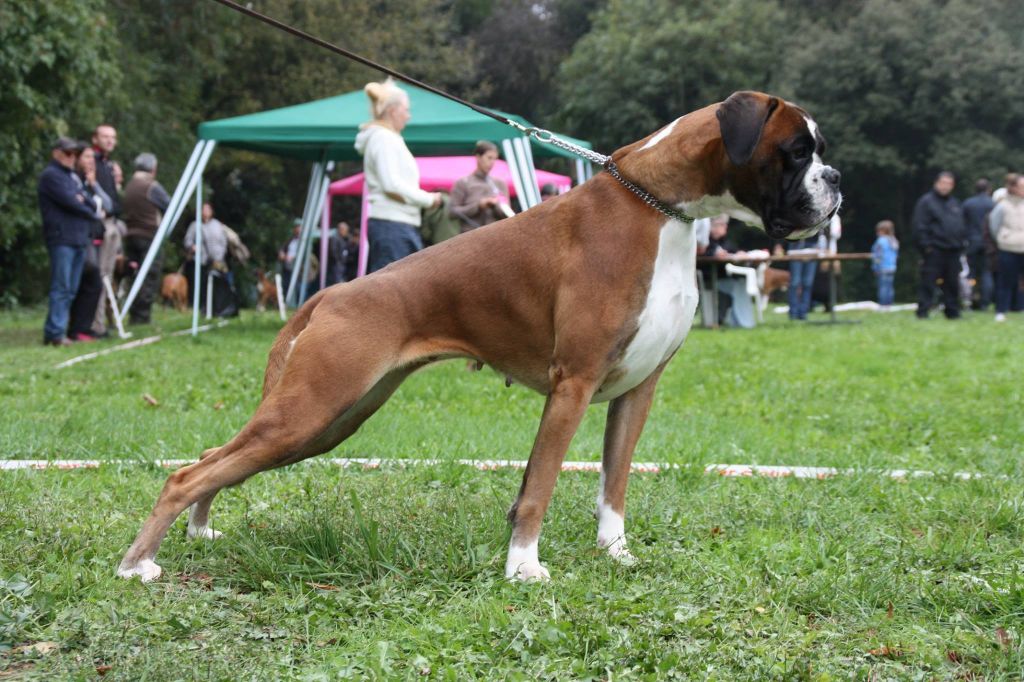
[354,124,434,226]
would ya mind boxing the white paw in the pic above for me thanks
[507,561,551,581]
[187,525,223,541]
[605,541,637,566]
[117,559,162,582]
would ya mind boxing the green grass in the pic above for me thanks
[1,306,1023,679]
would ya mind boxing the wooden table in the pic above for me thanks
[696,252,873,327]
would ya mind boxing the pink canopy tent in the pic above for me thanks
[322,156,573,283]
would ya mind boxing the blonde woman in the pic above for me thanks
[354,79,441,272]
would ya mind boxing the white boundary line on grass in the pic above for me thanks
[0,457,996,481]
[54,321,229,369]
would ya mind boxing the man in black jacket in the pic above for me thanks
[38,137,102,345]
[913,171,966,319]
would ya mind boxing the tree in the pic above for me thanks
[0,0,122,303]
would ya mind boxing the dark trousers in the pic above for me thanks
[367,218,423,274]
[44,244,85,342]
[917,248,961,319]
[69,260,102,337]
[967,251,993,309]
[995,251,1024,314]
[124,235,162,323]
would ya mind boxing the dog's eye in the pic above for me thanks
[791,145,811,162]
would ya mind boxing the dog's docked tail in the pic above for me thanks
[261,291,325,399]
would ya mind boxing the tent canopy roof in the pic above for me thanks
[198,84,592,162]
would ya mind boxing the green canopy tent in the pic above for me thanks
[118,85,595,333]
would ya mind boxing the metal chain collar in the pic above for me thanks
[516,125,695,224]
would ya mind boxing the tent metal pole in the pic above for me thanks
[319,191,330,290]
[299,168,330,304]
[501,139,528,213]
[191,180,203,335]
[519,136,541,207]
[511,137,538,208]
[574,159,586,186]
[120,140,215,325]
[292,162,324,304]
[284,164,319,305]
[286,163,323,305]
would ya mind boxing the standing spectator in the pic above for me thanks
[278,220,301,292]
[988,175,1024,322]
[871,220,899,308]
[540,183,559,201]
[449,140,510,232]
[322,221,354,286]
[90,124,124,336]
[38,137,100,346]
[67,146,113,341]
[121,153,171,324]
[962,178,995,310]
[912,171,966,320]
[184,202,236,316]
[354,78,441,273]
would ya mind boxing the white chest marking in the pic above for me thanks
[640,117,681,151]
[592,220,698,403]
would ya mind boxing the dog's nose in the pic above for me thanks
[823,167,841,187]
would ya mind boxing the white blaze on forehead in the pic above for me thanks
[640,117,681,151]
[804,115,820,143]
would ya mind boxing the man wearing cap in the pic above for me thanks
[38,137,103,346]
[121,152,171,324]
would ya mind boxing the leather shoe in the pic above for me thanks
[44,337,73,347]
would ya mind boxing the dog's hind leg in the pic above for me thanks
[117,328,411,581]
[186,448,223,541]
[596,363,666,565]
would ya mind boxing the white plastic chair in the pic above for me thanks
[724,263,764,323]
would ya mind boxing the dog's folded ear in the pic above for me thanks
[717,91,780,166]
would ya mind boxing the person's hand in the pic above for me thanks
[478,196,497,210]
[431,193,443,208]
[86,169,97,186]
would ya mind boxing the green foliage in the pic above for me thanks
[557,0,788,150]
[0,0,122,302]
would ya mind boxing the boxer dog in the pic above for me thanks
[118,91,840,582]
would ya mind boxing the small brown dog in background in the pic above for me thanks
[255,269,278,312]
[161,272,189,312]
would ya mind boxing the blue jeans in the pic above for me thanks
[876,271,895,306]
[44,244,86,341]
[367,218,423,274]
[788,260,817,319]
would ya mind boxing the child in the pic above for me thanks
[871,220,899,308]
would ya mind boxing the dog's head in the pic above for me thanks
[714,91,841,239]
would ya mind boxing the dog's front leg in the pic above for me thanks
[506,373,596,581]
[597,363,668,564]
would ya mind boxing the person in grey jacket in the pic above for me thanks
[913,171,966,319]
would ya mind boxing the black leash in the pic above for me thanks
[206,0,694,223]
